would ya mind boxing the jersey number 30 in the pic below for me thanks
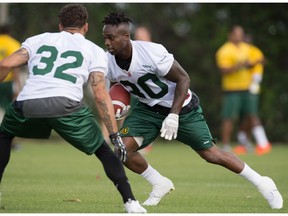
[32,45,83,83]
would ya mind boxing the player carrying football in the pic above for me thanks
[102,11,283,209]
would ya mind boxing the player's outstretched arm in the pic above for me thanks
[89,72,127,162]
[160,60,190,140]
[0,48,28,82]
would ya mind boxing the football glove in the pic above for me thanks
[115,105,131,120]
[109,132,127,162]
[249,82,260,94]
[249,73,262,95]
[160,113,179,140]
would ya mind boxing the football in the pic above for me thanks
[109,83,130,116]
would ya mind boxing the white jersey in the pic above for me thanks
[106,40,192,107]
[17,31,108,102]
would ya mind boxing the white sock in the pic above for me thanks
[222,144,231,152]
[252,125,269,147]
[140,164,164,186]
[239,163,263,186]
[237,131,252,147]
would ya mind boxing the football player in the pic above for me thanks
[101,11,283,209]
[0,4,146,213]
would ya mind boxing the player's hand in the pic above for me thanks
[109,132,127,162]
[115,105,131,120]
[160,113,179,140]
[249,82,260,94]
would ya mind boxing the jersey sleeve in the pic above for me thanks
[250,45,264,75]
[88,45,108,76]
[216,46,233,68]
[21,33,47,58]
[153,44,174,76]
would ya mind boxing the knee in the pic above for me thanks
[202,154,220,164]
[198,149,222,164]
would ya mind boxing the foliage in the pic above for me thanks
[6,3,288,142]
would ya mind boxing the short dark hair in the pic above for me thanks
[58,4,88,28]
[102,10,132,26]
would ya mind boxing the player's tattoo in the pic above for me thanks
[98,100,114,132]
[104,113,114,132]
[15,48,29,60]
[90,72,115,133]
[90,73,104,86]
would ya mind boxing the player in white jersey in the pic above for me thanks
[0,4,146,213]
[102,11,283,209]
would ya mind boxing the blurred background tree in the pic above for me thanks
[2,3,288,143]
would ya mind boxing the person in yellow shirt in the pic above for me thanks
[215,25,271,155]
[0,25,21,150]
[0,25,21,115]
[234,34,271,155]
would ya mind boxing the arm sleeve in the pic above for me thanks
[152,44,174,76]
[89,47,108,76]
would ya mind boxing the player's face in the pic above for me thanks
[230,26,244,44]
[102,24,129,56]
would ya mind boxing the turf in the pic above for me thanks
[0,137,287,213]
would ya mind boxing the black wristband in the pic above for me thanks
[109,132,120,140]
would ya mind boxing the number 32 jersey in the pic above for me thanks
[17,31,108,102]
[106,40,192,108]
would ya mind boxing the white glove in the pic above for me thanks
[115,105,131,120]
[160,113,179,140]
[249,82,260,94]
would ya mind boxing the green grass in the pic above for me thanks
[0,137,287,213]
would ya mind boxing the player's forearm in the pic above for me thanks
[90,72,119,134]
[0,63,11,82]
[0,48,28,82]
[170,78,190,114]
[95,93,119,135]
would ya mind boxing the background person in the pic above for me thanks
[215,25,270,155]
[234,33,271,155]
[0,24,22,150]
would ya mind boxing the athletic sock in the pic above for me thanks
[114,176,135,203]
[239,163,263,186]
[237,131,251,146]
[95,142,135,203]
[0,131,13,183]
[237,131,253,152]
[222,144,232,152]
[140,164,164,186]
[252,125,269,147]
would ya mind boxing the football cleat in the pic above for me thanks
[255,143,272,155]
[124,199,147,213]
[257,176,283,209]
[233,145,248,155]
[143,177,175,206]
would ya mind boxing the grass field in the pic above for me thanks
[0,137,287,214]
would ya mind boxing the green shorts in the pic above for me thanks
[0,82,13,109]
[221,91,258,120]
[0,104,104,155]
[120,103,214,151]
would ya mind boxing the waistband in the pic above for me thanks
[140,93,199,116]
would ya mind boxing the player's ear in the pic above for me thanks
[123,32,130,41]
[59,23,64,31]
[83,23,88,34]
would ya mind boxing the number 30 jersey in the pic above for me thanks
[17,31,108,102]
[106,40,192,108]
